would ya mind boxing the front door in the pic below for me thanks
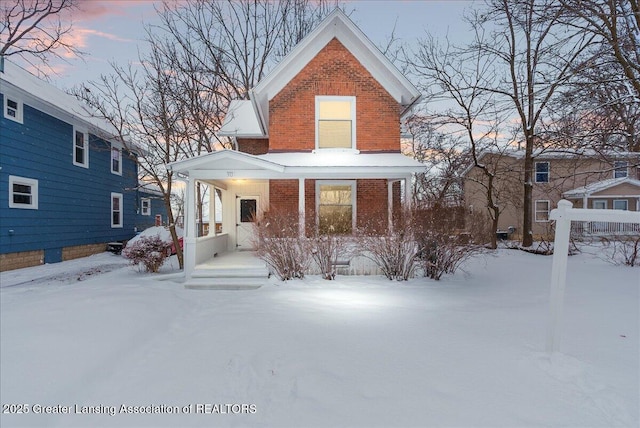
[236,196,259,250]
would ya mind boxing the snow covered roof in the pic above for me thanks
[221,9,421,137]
[563,177,640,198]
[0,60,121,140]
[218,100,265,137]
[168,149,423,180]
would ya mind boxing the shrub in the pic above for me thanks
[122,235,169,273]
[602,235,640,267]
[252,208,311,281]
[309,233,350,280]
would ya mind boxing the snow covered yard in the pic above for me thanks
[1,250,637,427]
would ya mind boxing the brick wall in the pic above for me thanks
[269,38,400,152]
[62,243,110,262]
[0,250,44,271]
[237,138,269,155]
[357,179,389,231]
[269,179,299,215]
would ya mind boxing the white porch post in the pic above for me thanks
[404,175,412,210]
[299,178,306,238]
[210,186,216,236]
[387,180,394,231]
[184,177,197,277]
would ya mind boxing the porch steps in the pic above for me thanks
[184,266,269,290]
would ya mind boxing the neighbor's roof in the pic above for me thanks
[563,177,640,198]
[219,9,421,137]
[0,60,120,139]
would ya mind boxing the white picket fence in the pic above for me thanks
[546,200,640,353]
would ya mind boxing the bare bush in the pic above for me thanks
[252,208,310,281]
[357,215,420,281]
[601,235,640,267]
[122,236,169,273]
[416,205,486,280]
[309,233,350,280]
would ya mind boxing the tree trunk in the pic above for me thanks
[522,133,534,247]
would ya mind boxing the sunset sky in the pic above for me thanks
[15,0,475,91]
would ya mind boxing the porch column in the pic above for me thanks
[184,177,197,277]
[298,178,305,238]
[387,180,394,232]
[404,175,412,209]
[210,186,216,236]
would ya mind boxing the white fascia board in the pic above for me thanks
[168,150,285,174]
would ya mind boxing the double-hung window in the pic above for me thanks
[534,200,550,222]
[316,96,356,150]
[317,181,356,234]
[111,193,123,227]
[3,96,23,123]
[73,128,89,167]
[141,198,151,216]
[535,162,549,183]
[9,175,38,209]
[613,200,628,210]
[614,161,628,178]
[111,144,122,175]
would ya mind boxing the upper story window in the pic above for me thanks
[614,160,628,178]
[316,96,356,150]
[111,144,122,175]
[3,95,23,123]
[535,161,549,183]
[9,175,38,209]
[73,128,89,168]
[141,198,151,216]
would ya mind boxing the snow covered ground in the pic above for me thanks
[1,249,638,427]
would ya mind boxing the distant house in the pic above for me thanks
[462,149,640,238]
[0,60,164,271]
[135,182,169,231]
[168,9,423,277]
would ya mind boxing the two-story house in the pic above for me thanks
[463,149,640,239]
[168,9,423,277]
[0,60,166,271]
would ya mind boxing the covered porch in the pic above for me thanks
[168,149,423,280]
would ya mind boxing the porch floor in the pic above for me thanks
[185,251,269,290]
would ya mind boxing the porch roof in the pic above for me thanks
[563,177,640,199]
[168,149,424,180]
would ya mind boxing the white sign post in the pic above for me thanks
[546,200,640,353]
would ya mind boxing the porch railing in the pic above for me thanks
[571,221,640,236]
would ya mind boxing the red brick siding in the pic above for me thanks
[269,38,401,152]
[357,179,388,231]
[237,138,269,155]
[268,180,299,215]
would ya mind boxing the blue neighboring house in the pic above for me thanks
[0,60,166,271]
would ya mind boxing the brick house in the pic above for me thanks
[462,149,640,239]
[169,9,422,277]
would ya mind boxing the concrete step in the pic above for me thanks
[190,267,268,279]
[184,277,264,290]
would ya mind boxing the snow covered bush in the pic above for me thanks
[309,233,350,280]
[601,235,640,267]
[252,208,311,281]
[122,235,169,273]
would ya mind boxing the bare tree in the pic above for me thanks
[0,0,82,75]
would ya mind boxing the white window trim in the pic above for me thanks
[534,199,550,222]
[315,96,357,151]
[3,95,23,124]
[613,199,628,210]
[73,127,89,168]
[593,199,607,209]
[613,161,628,179]
[111,192,123,228]
[8,175,38,209]
[534,161,550,183]
[111,143,122,175]
[315,180,357,233]
[141,198,151,216]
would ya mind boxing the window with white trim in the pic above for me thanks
[316,96,356,150]
[3,95,23,123]
[111,193,123,227]
[613,199,628,210]
[534,200,550,222]
[73,128,89,167]
[111,144,122,175]
[593,200,607,209]
[316,181,356,234]
[141,198,151,216]
[614,161,628,178]
[535,162,549,183]
[9,175,38,209]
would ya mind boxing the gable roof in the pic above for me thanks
[0,60,120,140]
[563,177,640,198]
[219,9,421,137]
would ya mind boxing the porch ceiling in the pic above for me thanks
[169,149,424,180]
